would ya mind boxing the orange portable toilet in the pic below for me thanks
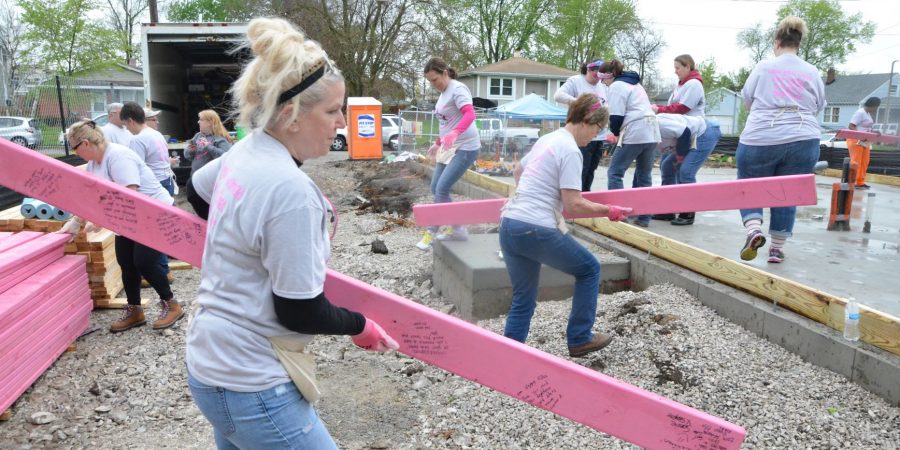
[347,97,382,160]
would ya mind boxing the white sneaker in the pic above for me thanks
[416,230,434,251]
[436,227,469,241]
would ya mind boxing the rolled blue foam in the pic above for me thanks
[20,198,39,219]
[35,202,54,220]
[53,207,72,221]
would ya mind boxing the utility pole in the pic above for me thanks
[886,60,899,132]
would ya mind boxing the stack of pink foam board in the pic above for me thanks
[0,231,92,414]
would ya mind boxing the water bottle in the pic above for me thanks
[843,298,860,342]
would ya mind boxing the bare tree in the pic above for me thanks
[736,23,771,65]
[105,0,149,64]
[0,0,33,110]
[614,25,666,82]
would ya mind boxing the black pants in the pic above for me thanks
[579,140,605,192]
[116,235,172,306]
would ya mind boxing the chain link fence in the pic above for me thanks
[2,75,141,157]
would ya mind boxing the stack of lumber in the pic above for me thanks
[0,204,122,306]
[0,232,92,416]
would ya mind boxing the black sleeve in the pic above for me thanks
[273,291,366,335]
[186,177,210,220]
[609,115,624,136]
[675,128,692,157]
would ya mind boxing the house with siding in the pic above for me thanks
[819,72,900,132]
[457,57,577,106]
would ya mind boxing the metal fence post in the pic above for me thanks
[55,75,69,156]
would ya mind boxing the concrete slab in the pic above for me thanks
[433,233,630,321]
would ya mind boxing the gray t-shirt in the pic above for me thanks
[87,142,173,205]
[555,74,610,141]
[128,127,172,181]
[436,80,480,151]
[502,128,582,228]
[186,131,332,392]
[740,54,826,146]
[101,123,132,147]
[608,80,661,145]
[667,78,706,117]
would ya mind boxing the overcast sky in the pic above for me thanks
[637,0,900,84]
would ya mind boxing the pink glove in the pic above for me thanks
[442,131,459,149]
[427,144,439,158]
[352,318,400,352]
[606,205,632,222]
[606,134,618,145]
[651,104,659,114]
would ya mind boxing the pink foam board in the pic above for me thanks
[835,129,899,145]
[0,231,43,254]
[412,174,817,227]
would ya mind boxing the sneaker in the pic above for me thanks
[568,333,614,358]
[110,305,146,333]
[436,227,469,241]
[767,248,785,264]
[651,213,676,221]
[740,230,767,261]
[415,230,434,251]
[855,184,871,190]
[628,218,649,228]
[152,300,184,330]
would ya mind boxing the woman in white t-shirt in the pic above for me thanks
[183,18,398,450]
[736,16,825,264]
[554,59,613,191]
[847,96,881,189]
[501,93,631,358]
[60,120,181,332]
[416,57,481,251]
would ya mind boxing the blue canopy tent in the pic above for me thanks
[492,93,568,120]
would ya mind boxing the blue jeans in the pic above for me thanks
[188,373,337,450]
[736,138,819,238]
[607,142,657,223]
[499,218,601,347]
[429,150,478,232]
[661,122,721,186]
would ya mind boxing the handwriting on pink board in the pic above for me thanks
[516,374,562,410]
[99,190,139,233]
[400,321,449,356]
[23,169,63,198]
[156,212,203,247]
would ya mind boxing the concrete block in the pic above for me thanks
[761,305,857,379]
[852,345,900,406]
[433,234,629,321]
[695,282,767,337]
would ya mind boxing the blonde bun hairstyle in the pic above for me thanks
[230,17,343,130]
[775,16,808,49]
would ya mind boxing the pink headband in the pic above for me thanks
[596,72,613,80]
[589,102,603,112]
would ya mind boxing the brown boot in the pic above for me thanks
[110,305,146,333]
[152,300,184,330]
[568,333,614,358]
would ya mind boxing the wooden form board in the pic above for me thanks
[453,168,900,357]
[0,138,747,448]
[413,174,817,227]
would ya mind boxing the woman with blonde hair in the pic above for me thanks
[736,16,825,264]
[184,17,398,449]
[185,109,233,176]
[60,120,182,332]
[501,93,631,358]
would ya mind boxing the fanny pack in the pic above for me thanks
[269,335,322,403]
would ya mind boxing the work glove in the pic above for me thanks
[605,205,632,222]
[442,130,459,150]
[427,144,440,158]
[352,318,400,352]
[605,134,618,145]
[57,218,83,236]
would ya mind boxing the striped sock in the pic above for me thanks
[770,235,786,250]
[744,219,762,236]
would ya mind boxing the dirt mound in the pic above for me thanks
[331,160,429,216]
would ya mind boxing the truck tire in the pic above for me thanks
[331,135,347,151]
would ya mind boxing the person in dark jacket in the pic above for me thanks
[185,109,233,176]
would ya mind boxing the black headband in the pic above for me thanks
[277,64,327,105]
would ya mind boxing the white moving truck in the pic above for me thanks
[140,22,248,140]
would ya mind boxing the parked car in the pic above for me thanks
[476,118,541,144]
[820,132,848,149]
[58,113,109,145]
[0,116,43,148]
[330,114,405,152]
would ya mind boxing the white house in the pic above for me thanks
[819,71,900,132]
[457,57,577,106]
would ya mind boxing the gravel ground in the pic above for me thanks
[1,153,898,450]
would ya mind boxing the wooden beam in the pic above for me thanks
[822,169,900,188]
[413,174,817,227]
[0,138,747,449]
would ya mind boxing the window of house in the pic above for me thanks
[890,83,900,96]
[823,106,839,123]
[489,78,513,97]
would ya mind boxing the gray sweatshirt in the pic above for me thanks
[185,132,232,175]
